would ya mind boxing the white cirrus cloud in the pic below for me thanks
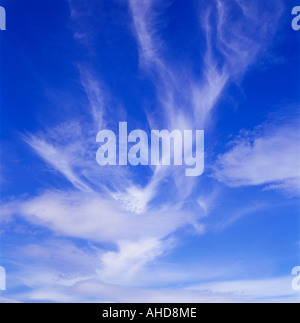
[214,119,300,195]
[0,191,201,244]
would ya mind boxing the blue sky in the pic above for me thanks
[0,0,299,302]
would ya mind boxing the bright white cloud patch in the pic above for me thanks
[2,191,198,243]
[214,120,300,195]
